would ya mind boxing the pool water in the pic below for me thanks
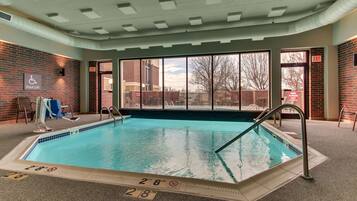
[26,118,299,183]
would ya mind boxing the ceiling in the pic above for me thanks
[2,0,335,39]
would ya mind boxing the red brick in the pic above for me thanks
[0,41,80,121]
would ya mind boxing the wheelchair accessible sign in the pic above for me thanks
[24,73,42,90]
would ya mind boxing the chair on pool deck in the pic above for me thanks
[16,96,35,124]
[338,106,357,131]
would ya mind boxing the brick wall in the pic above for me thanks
[338,38,357,120]
[0,41,80,121]
[309,48,324,120]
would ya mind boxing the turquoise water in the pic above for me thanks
[26,118,299,183]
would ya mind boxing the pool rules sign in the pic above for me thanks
[24,73,42,90]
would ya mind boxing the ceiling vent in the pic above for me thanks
[0,11,11,21]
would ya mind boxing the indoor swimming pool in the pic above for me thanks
[25,118,300,183]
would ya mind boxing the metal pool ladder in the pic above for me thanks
[100,106,124,126]
[215,104,313,180]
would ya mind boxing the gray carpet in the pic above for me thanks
[0,115,356,201]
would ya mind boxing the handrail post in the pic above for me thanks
[215,104,313,180]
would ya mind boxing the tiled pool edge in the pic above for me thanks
[0,120,327,201]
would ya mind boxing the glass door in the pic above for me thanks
[280,51,309,115]
[98,62,113,110]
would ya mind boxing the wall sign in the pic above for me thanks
[312,55,322,63]
[24,73,42,90]
[89,66,97,72]
[354,53,357,67]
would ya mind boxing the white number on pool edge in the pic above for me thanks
[124,188,157,200]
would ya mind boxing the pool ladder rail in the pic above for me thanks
[215,104,313,180]
[100,106,124,126]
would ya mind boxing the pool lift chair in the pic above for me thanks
[33,97,55,133]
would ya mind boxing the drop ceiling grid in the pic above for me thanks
[7,0,333,34]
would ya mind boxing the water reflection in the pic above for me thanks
[27,119,298,183]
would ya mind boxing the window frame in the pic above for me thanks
[119,50,271,111]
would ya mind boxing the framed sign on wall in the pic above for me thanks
[24,73,42,90]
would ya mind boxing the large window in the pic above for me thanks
[141,59,163,109]
[241,52,269,110]
[164,58,186,110]
[188,56,212,110]
[121,60,141,108]
[213,55,240,110]
[120,51,270,111]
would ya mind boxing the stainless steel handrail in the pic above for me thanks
[109,105,124,123]
[100,106,118,126]
[215,104,313,180]
[254,108,270,121]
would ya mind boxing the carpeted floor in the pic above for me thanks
[0,115,356,201]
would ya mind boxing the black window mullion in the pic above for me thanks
[211,55,214,111]
[162,58,165,110]
[239,53,242,111]
[140,59,142,109]
[186,57,189,110]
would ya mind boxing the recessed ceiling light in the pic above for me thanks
[268,6,287,17]
[227,12,242,22]
[117,3,137,15]
[189,17,203,26]
[93,27,109,34]
[154,21,169,29]
[220,40,231,44]
[252,36,264,41]
[46,13,69,23]
[206,0,222,5]
[80,8,101,19]
[122,24,138,32]
[159,0,177,10]
[163,44,173,48]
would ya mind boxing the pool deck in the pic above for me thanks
[0,115,356,201]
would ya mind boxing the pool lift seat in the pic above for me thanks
[215,104,313,180]
[100,105,124,126]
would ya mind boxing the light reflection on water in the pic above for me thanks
[26,118,298,183]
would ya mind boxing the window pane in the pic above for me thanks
[281,67,305,113]
[99,62,112,72]
[101,74,113,108]
[164,58,186,110]
[142,59,163,109]
[188,56,212,110]
[213,55,240,110]
[241,52,269,111]
[281,52,307,63]
[121,60,141,108]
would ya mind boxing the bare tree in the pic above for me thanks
[241,53,269,90]
[282,68,304,90]
[189,56,239,93]
[281,52,305,90]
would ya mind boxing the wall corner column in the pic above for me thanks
[112,57,120,109]
[324,45,339,120]
[271,48,281,109]
[80,60,89,113]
